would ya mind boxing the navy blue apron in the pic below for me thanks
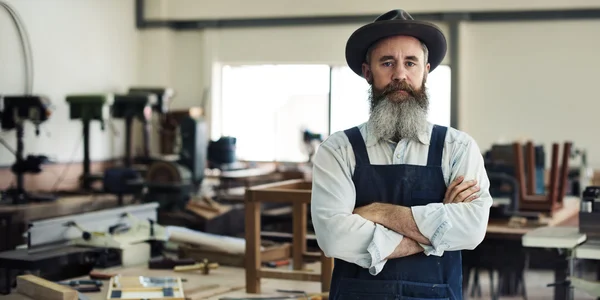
[328,125,462,300]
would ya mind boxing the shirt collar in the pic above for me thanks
[365,122,432,147]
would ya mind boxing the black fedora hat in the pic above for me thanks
[345,9,447,77]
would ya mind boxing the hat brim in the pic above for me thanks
[345,20,447,77]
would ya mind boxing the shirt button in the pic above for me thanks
[396,154,401,159]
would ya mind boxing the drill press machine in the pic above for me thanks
[127,87,174,165]
[65,94,113,191]
[111,93,154,168]
[0,95,55,204]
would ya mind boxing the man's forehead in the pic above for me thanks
[371,35,423,54]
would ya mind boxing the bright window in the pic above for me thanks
[220,65,330,162]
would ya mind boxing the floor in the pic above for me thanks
[1,263,598,299]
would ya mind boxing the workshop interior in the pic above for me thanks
[1,0,600,299]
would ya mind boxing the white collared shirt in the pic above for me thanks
[310,122,493,276]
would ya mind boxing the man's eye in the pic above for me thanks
[406,62,416,67]
[382,62,393,67]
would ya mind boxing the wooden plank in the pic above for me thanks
[249,190,311,204]
[245,197,261,293]
[259,268,321,282]
[246,179,305,192]
[321,253,334,292]
[303,251,322,259]
[16,275,78,300]
[293,202,307,271]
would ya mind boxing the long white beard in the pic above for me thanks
[368,96,428,142]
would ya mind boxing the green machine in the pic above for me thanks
[65,94,112,191]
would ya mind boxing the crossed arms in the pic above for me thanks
[310,135,493,275]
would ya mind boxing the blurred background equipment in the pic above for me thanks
[207,136,237,170]
[0,95,55,204]
[144,112,208,211]
[302,129,323,163]
[127,87,175,165]
[110,93,154,168]
[65,94,113,191]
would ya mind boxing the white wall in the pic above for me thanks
[0,0,139,166]
[459,19,600,168]
[145,0,600,20]
[215,23,450,66]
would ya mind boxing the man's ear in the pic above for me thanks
[362,63,373,84]
[423,63,431,81]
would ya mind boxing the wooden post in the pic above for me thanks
[245,194,261,293]
[292,202,307,271]
[321,253,334,292]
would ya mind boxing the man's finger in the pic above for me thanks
[445,176,464,200]
[448,179,477,202]
[464,194,479,203]
[453,185,480,203]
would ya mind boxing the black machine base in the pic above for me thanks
[0,246,121,295]
[0,188,57,205]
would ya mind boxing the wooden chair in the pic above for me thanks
[512,141,572,214]
[244,179,334,294]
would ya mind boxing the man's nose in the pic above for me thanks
[392,65,408,81]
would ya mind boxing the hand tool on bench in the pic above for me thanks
[56,280,103,293]
[174,258,219,274]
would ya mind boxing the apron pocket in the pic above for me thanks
[337,293,396,300]
[402,297,449,300]
[335,278,396,300]
[399,280,450,299]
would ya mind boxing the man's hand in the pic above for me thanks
[353,202,383,224]
[444,176,480,204]
[386,236,424,259]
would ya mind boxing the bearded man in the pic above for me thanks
[310,9,493,300]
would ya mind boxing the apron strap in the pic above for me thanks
[344,126,371,165]
[426,125,448,167]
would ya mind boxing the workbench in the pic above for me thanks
[0,263,325,300]
[0,194,135,251]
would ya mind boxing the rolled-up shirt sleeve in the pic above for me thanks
[311,138,403,275]
[411,136,493,255]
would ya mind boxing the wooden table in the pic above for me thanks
[244,179,333,294]
[0,264,326,300]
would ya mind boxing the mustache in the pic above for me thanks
[380,80,416,98]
